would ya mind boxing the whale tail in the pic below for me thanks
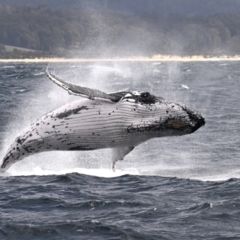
[1,153,16,172]
[0,133,45,172]
[1,141,28,172]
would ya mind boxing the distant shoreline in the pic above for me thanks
[0,55,240,62]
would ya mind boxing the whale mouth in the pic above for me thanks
[183,107,205,133]
[192,116,205,132]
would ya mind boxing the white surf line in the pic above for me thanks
[0,56,240,63]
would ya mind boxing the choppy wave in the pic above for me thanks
[0,173,240,240]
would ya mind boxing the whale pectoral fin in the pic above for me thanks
[46,68,121,102]
[111,146,134,171]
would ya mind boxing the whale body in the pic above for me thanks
[1,69,205,172]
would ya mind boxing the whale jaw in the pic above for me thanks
[186,108,205,133]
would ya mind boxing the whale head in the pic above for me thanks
[121,91,205,138]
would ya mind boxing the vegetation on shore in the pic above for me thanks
[1,4,240,58]
[0,44,55,59]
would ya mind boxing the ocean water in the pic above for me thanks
[0,61,240,239]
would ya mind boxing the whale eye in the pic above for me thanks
[140,92,150,99]
[139,92,156,104]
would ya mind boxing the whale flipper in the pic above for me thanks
[111,146,134,171]
[46,68,123,102]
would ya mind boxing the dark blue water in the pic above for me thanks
[0,61,240,239]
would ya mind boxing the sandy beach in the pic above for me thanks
[0,55,240,63]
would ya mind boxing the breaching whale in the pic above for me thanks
[1,68,205,172]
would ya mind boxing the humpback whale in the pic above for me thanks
[1,69,205,172]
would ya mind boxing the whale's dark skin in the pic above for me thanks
[0,69,205,172]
